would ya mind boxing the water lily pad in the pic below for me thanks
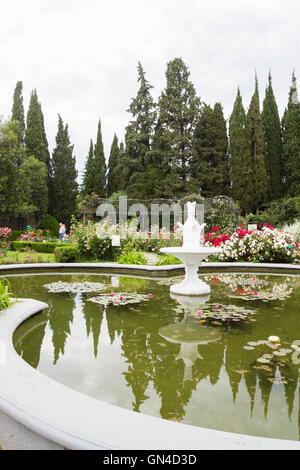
[44,281,106,293]
[88,292,151,306]
[257,357,271,364]
[273,351,287,357]
[244,346,255,350]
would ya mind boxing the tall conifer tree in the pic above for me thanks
[229,88,253,213]
[107,133,120,196]
[49,115,78,224]
[93,119,107,198]
[190,103,229,197]
[82,139,95,196]
[11,81,25,144]
[121,62,156,198]
[246,76,269,212]
[261,72,283,200]
[155,58,200,198]
[25,89,48,164]
[282,72,300,196]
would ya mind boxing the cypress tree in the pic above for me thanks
[11,81,25,144]
[93,119,107,198]
[38,102,51,180]
[82,139,95,196]
[49,115,78,224]
[246,76,269,212]
[282,72,300,196]
[261,72,283,200]
[107,133,120,197]
[25,89,48,164]
[190,103,229,197]
[229,88,253,213]
[155,58,200,198]
[122,62,156,198]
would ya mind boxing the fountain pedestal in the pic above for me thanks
[160,201,222,296]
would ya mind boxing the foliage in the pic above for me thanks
[213,226,299,263]
[38,214,60,237]
[155,254,183,265]
[107,134,120,197]
[0,227,12,255]
[261,72,283,199]
[0,251,55,265]
[282,219,300,242]
[282,72,300,196]
[190,103,229,197]
[19,155,48,218]
[117,251,148,265]
[10,241,65,253]
[11,81,25,144]
[93,119,107,197]
[49,115,78,225]
[54,244,80,263]
[247,196,300,227]
[0,278,14,310]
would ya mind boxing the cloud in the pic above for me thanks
[0,0,299,181]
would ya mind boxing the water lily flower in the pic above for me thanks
[197,311,202,316]
[268,335,280,343]
[119,296,123,301]
[111,291,116,296]
[253,292,258,295]
[148,293,153,299]
[252,276,256,281]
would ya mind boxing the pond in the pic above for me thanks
[9,272,300,441]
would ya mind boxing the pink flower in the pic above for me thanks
[147,293,153,299]
[253,292,258,295]
[111,291,116,296]
[119,296,123,301]
[215,304,220,309]
[252,276,256,281]
[197,311,202,316]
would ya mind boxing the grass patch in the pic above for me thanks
[0,251,56,265]
[155,254,183,266]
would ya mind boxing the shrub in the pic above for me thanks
[248,196,300,228]
[0,277,14,310]
[282,219,300,243]
[54,245,80,263]
[117,251,147,265]
[38,214,60,237]
[0,227,11,255]
[10,241,65,253]
[9,230,25,242]
[215,226,299,263]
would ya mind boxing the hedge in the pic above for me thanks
[10,241,73,253]
[54,244,80,262]
[9,230,26,242]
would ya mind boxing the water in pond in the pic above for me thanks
[10,272,300,441]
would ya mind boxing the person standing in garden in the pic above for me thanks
[59,223,66,240]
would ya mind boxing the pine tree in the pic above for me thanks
[229,88,253,213]
[49,115,78,224]
[122,62,156,198]
[93,119,107,198]
[282,72,300,196]
[82,139,95,196]
[11,81,25,144]
[107,133,120,197]
[190,103,229,197]
[155,58,200,198]
[25,89,48,164]
[261,72,283,200]
[246,76,269,212]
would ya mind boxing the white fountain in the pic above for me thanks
[160,201,222,296]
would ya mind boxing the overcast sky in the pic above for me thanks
[0,0,299,181]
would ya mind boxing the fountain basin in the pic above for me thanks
[160,247,222,295]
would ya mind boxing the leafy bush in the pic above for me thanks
[54,245,80,263]
[10,241,65,253]
[247,196,300,228]
[215,226,299,263]
[0,277,14,310]
[117,251,147,265]
[155,254,183,265]
[9,230,25,242]
[38,214,60,237]
[0,227,12,255]
[282,219,300,243]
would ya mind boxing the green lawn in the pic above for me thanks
[0,251,56,265]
